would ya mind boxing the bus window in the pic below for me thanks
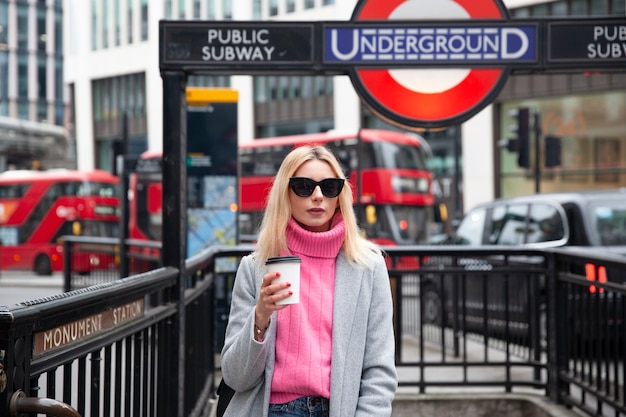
[0,169,120,274]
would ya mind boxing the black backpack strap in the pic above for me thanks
[216,378,236,417]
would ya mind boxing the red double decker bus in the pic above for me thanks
[0,169,120,275]
[239,129,434,245]
[130,128,434,247]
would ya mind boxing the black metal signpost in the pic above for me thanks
[158,0,625,412]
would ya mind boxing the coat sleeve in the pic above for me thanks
[220,255,271,392]
[356,255,398,417]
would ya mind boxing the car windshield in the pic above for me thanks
[594,203,626,245]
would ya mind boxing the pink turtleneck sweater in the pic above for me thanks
[269,215,345,404]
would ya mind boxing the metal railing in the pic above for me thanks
[1,242,624,417]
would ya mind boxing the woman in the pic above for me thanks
[220,145,397,417]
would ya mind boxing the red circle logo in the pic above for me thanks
[350,0,510,129]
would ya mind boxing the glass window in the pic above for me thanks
[92,0,98,49]
[323,0,335,5]
[527,204,565,243]
[301,76,313,98]
[304,0,315,9]
[511,7,529,17]
[208,0,216,19]
[279,76,289,99]
[141,0,148,41]
[17,3,28,50]
[165,0,173,18]
[551,1,568,16]
[38,55,46,100]
[530,4,548,16]
[269,0,278,16]
[492,204,528,245]
[252,0,261,18]
[287,0,295,13]
[102,0,109,48]
[18,53,28,97]
[223,0,232,19]
[500,90,626,198]
[570,0,587,15]
[254,77,267,103]
[55,7,63,53]
[127,0,133,43]
[454,207,487,245]
[590,0,609,15]
[193,0,201,18]
[268,76,277,100]
[595,204,626,245]
[114,0,121,45]
[37,6,46,51]
[179,0,186,19]
[290,76,300,98]
[611,0,625,14]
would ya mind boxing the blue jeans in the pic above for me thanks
[268,396,330,417]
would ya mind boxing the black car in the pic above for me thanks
[421,189,626,347]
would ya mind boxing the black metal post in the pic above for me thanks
[534,112,541,194]
[160,71,188,417]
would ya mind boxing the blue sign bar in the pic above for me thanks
[324,24,537,65]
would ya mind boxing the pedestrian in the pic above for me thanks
[220,145,397,417]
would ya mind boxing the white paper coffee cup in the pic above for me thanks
[265,256,301,305]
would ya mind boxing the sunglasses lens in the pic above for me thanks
[320,179,344,198]
[290,178,315,197]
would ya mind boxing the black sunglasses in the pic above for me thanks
[289,177,345,198]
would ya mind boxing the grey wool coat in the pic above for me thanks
[220,251,398,417]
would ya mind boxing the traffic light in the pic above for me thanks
[544,135,561,167]
[510,107,530,168]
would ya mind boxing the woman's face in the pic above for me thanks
[289,159,340,232]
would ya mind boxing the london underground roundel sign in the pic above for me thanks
[348,0,511,129]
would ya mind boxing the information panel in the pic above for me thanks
[549,20,626,63]
[161,22,315,66]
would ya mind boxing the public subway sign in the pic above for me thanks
[159,1,626,129]
[33,299,145,358]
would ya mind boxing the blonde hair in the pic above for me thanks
[255,145,381,266]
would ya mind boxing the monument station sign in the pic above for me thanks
[160,0,625,129]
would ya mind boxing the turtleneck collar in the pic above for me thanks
[286,214,345,259]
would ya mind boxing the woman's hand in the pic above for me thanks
[255,271,291,327]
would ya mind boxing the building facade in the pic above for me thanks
[64,0,626,224]
[0,0,69,170]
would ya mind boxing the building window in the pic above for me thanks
[141,0,148,40]
[37,6,46,51]
[570,0,587,15]
[253,0,262,18]
[611,0,625,14]
[102,0,109,48]
[91,0,98,50]
[114,0,121,45]
[590,0,609,15]
[208,0,216,19]
[322,0,334,5]
[551,1,567,15]
[255,77,267,103]
[304,0,315,9]
[223,0,233,19]
[179,0,186,19]
[287,0,295,13]
[269,0,278,16]
[17,3,28,50]
[127,0,133,43]
[165,0,173,18]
